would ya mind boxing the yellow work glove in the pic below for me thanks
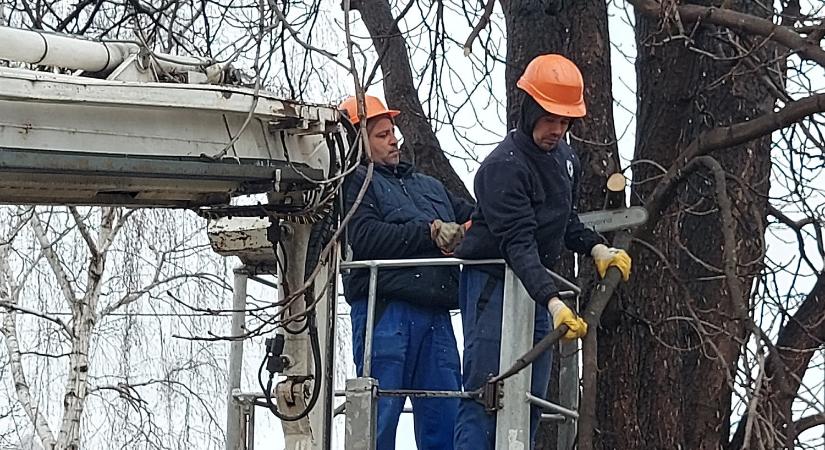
[430,219,465,254]
[590,244,632,281]
[547,297,588,340]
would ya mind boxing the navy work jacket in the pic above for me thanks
[343,161,473,309]
[455,130,604,303]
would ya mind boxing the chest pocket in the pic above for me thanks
[417,191,454,221]
[374,175,453,224]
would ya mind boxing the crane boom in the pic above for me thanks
[0,27,346,450]
[0,66,339,209]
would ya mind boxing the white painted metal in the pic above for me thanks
[495,267,535,450]
[578,206,648,232]
[0,67,336,207]
[0,26,215,76]
[208,218,275,267]
[226,269,248,450]
[276,222,331,450]
[525,392,579,419]
[0,26,135,72]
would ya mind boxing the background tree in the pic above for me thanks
[348,0,825,448]
[3,0,825,449]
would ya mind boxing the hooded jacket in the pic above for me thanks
[343,161,473,309]
[455,129,604,303]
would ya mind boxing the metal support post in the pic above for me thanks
[345,378,378,450]
[495,267,535,450]
[557,298,580,450]
[276,222,327,449]
[362,266,379,378]
[244,398,256,450]
[226,268,248,450]
[321,246,339,450]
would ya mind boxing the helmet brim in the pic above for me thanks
[517,79,587,118]
[532,97,586,119]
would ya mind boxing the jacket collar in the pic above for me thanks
[373,160,415,178]
[512,129,547,156]
[511,129,569,156]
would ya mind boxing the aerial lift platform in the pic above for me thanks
[0,26,647,450]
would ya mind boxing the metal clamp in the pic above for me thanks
[481,379,504,413]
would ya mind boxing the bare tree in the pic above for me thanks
[0,207,233,449]
[340,0,825,448]
[4,0,825,448]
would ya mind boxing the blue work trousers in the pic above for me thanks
[453,267,553,450]
[350,299,461,450]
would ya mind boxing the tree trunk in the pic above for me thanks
[596,1,775,448]
[56,208,113,449]
[350,0,472,200]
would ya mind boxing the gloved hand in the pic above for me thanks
[591,244,632,281]
[430,219,465,254]
[547,297,588,340]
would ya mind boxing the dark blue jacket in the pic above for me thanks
[455,130,604,303]
[343,161,473,309]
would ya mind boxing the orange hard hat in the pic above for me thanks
[516,54,586,118]
[339,95,400,126]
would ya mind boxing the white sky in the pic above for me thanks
[2,0,824,448]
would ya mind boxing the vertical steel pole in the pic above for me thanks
[226,268,248,450]
[246,401,255,450]
[322,248,340,450]
[495,267,535,450]
[345,377,378,450]
[362,266,378,377]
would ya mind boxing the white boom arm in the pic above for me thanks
[0,66,339,209]
[0,26,217,77]
[0,26,345,450]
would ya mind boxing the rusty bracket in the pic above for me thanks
[482,379,504,413]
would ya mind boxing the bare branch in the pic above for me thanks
[462,0,496,56]
[629,0,825,67]
[29,212,77,306]
[640,93,825,238]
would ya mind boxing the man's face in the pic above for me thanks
[532,113,572,151]
[366,116,400,166]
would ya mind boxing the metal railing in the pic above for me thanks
[339,257,581,450]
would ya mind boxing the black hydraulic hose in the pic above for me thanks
[258,207,338,421]
[258,311,323,422]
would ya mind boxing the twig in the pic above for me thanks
[462,0,496,56]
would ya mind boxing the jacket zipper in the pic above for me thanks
[398,176,410,196]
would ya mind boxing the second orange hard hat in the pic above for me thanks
[517,54,586,118]
[339,95,400,126]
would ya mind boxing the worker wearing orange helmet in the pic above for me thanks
[453,54,632,449]
[339,94,473,450]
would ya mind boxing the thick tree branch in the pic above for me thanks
[30,213,78,306]
[578,232,631,449]
[639,93,825,239]
[790,413,825,442]
[350,0,472,200]
[0,313,57,448]
[0,249,57,448]
[0,301,73,337]
[628,0,825,67]
[69,207,99,257]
